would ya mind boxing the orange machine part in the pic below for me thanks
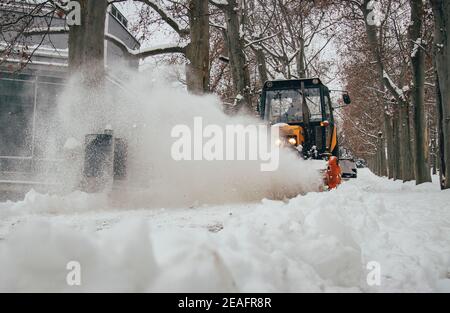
[325,156,342,190]
[279,125,304,146]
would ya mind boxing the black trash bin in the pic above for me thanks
[83,133,128,192]
[84,134,114,191]
[113,138,128,180]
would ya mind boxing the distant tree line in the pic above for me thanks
[337,0,450,189]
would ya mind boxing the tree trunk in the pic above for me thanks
[435,62,446,188]
[431,137,438,175]
[430,0,450,189]
[186,0,210,94]
[381,85,394,179]
[296,37,306,78]
[255,48,268,86]
[371,155,377,174]
[374,146,379,175]
[362,0,414,181]
[392,106,402,180]
[409,0,431,184]
[384,111,394,179]
[399,100,415,181]
[68,0,108,86]
[223,0,252,113]
[380,132,387,176]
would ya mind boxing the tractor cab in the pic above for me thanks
[259,78,349,159]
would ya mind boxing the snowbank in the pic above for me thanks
[0,171,450,292]
[0,190,108,218]
[0,169,450,292]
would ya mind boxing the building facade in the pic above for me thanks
[0,2,139,180]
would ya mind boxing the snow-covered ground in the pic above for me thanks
[0,169,449,292]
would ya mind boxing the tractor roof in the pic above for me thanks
[263,78,325,90]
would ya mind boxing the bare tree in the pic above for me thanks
[361,0,414,181]
[186,0,210,94]
[0,0,62,71]
[2,0,210,93]
[409,0,431,184]
[430,0,450,189]
[210,0,252,113]
[68,0,108,86]
[114,0,210,94]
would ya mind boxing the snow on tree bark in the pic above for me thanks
[362,0,415,182]
[68,0,108,86]
[186,0,210,94]
[430,0,450,189]
[211,0,252,114]
[409,0,431,184]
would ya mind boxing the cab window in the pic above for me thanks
[324,94,331,121]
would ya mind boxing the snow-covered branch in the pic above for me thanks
[135,0,189,36]
[24,26,69,36]
[210,22,227,31]
[382,70,406,101]
[244,31,281,49]
[105,33,187,59]
[209,0,229,9]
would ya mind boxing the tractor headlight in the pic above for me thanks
[288,138,297,145]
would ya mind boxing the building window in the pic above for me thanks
[34,81,63,158]
[0,76,65,162]
[111,6,118,17]
[111,5,128,29]
[0,78,35,158]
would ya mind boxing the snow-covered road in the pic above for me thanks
[0,169,450,292]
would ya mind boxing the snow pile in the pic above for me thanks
[0,198,361,292]
[1,169,449,292]
[0,219,156,292]
[0,190,108,218]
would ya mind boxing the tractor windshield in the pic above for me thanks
[266,87,322,124]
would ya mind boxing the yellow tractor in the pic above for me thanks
[259,78,351,188]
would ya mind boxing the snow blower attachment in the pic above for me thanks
[82,127,128,192]
[259,78,351,190]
